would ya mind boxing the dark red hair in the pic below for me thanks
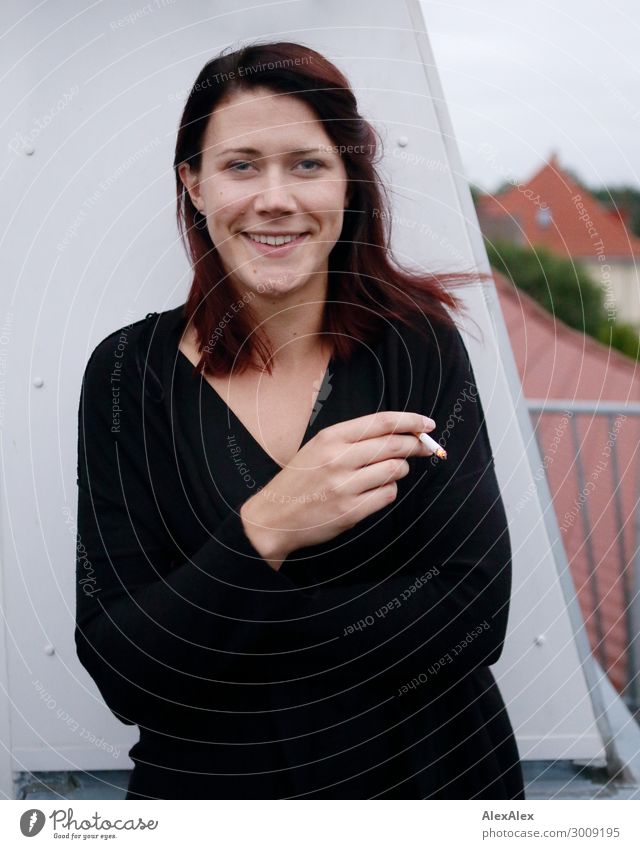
[173,40,488,376]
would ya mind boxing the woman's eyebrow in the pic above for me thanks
[214,146,328,158]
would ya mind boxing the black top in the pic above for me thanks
[74,303,524,800]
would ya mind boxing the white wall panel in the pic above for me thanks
[0,0,609,794]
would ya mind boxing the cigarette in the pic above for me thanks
[417,431,447,460]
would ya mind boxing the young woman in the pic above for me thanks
[75,41,524,800]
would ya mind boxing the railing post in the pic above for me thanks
[568,412,607,668]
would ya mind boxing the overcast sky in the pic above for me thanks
[421,0,639,193]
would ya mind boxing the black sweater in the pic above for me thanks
[74,304,524,800]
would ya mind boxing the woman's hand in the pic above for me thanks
[239,411,437,570]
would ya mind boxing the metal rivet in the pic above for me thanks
[397,136,409,147]
[44,644,55,655]
[33,377,44,388]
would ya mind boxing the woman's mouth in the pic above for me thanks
[241,231,310,257]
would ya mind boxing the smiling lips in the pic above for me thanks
[241,231,310,256]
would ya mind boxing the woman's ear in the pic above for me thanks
[177,162,204,212]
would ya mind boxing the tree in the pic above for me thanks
[589,186,640,238]
[485,240,606,335]
[596,322,640,360]
[484,239,639,361]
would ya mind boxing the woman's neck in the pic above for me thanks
[243,275,330,369]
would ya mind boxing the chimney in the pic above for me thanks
[548,150,560,170]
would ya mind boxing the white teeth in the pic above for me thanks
[245,233,303,246]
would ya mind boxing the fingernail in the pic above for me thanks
[423,416,435,429]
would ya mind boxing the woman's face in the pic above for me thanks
[179,86,351,298]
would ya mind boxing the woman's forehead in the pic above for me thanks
[204,88,331,146]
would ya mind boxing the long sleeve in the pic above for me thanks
[75,321,511,730]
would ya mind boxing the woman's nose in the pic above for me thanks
[253,171,298,213]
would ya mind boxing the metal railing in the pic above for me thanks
[527,399,640,717]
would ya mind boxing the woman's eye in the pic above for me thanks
[225,159,325,173]
[297,159,324,171]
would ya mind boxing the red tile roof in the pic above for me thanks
[493,269,640,697]
[478,153,640,259]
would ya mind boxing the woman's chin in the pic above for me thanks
[248,273,303,296]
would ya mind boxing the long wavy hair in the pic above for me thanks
[174,40,488,376]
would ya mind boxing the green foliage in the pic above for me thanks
[589,186,640,238]
[485,239,640,361]
[469,184,483,205]
[596,322,640,360]
[493,180,513,196]
[485,240,606,335]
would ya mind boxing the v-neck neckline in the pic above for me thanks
[176,347,335,472]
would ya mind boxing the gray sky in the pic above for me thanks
[422,0,639,193]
